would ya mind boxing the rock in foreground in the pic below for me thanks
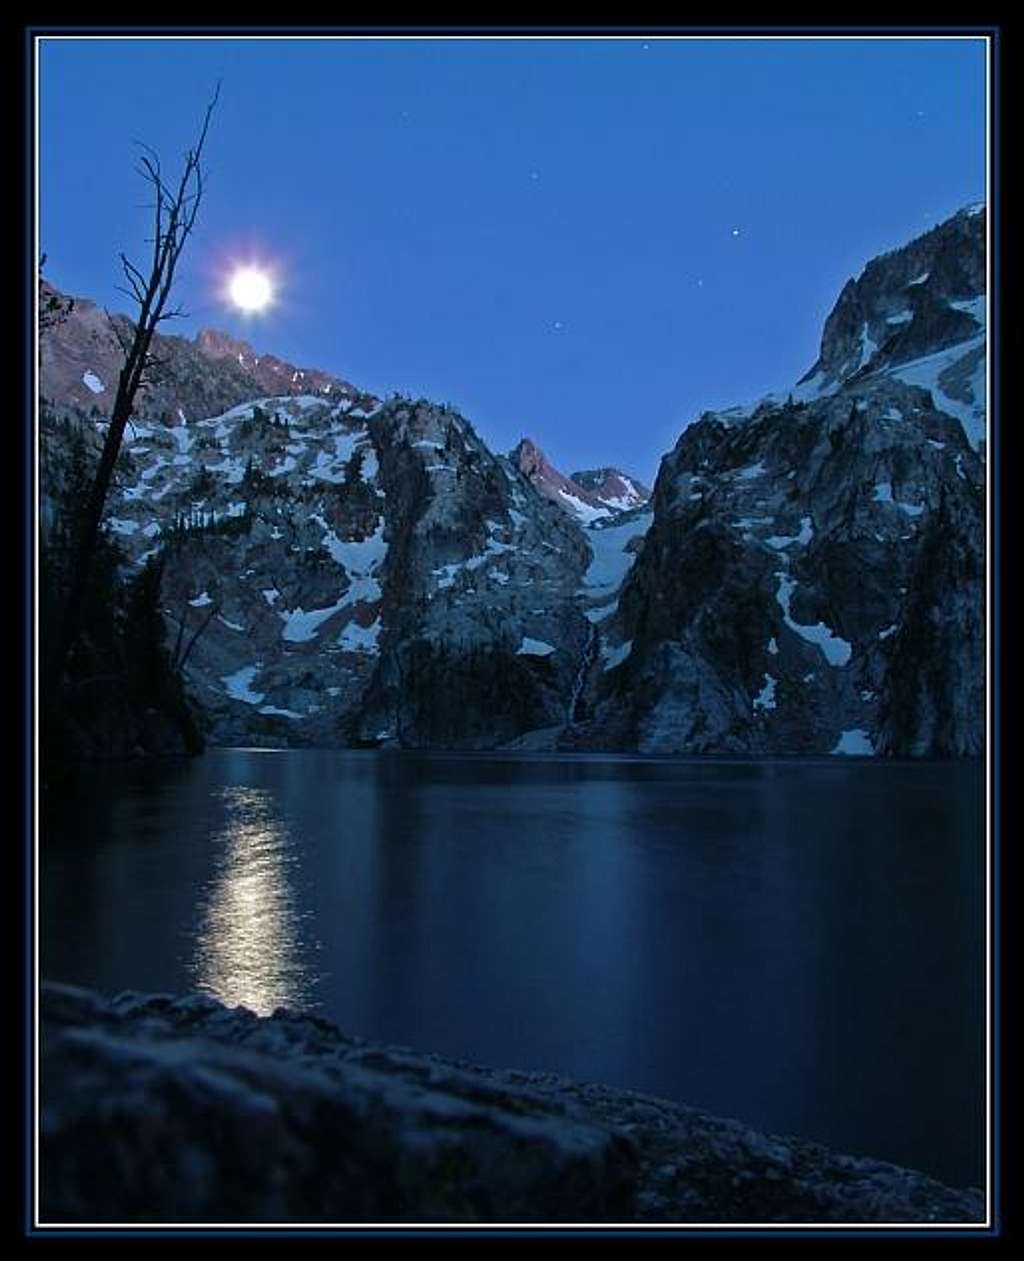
[39,983,984,1226]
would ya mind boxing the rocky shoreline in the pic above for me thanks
[40,982,985,1226]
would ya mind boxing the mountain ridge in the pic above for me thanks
[39,203,987,757]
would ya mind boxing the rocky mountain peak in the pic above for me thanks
[571,467,651,513]
[511,438,648,525]
[575,204,988,759]
[38,281,380,433]
[194,327,367,405]
[798,204,985,399]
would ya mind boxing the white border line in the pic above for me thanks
[984,27,993,1231]
[33,28,41,1235]
[32,29,994,1234]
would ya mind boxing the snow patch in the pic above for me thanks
[752,674,777,712]
[856,323,878,370]
[557,487,611,524]
[883,335,986,449]
[765,516,814,550]
[222,665,265,704]
[602,640,633,671]
[775,574,852,667]
[831,729,874,756]
[321,521,388,577]
[950,296,985,323]
[337,618,381,654]
[517,637,555,657]
[106,517,138,536]
[578,512,653,603]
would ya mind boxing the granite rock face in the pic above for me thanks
[570,207,987,757]
[798,205,985,434]
[85,392,594,749]
[39,983,985,1226]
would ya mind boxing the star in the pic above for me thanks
[552,320,565,331]
[529,171,540,181]
[731,227,741,238]
[696,278,704,287]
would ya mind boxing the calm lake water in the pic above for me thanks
[41,750,985,1189]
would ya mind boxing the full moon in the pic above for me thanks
[228,267,274,312]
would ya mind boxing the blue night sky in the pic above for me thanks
[39,36,986,483]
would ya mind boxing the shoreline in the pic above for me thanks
[38,981,985,1228]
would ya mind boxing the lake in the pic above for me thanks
[40,749,986,1190]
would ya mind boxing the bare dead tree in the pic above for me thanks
[167,595,222,675]
[52,86,220,687]
[177,601,221,674]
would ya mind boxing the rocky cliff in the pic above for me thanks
[569,207,987,757]
[89,392,596,749]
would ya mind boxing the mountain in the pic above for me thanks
[570,206,987,757]
[511,437,650,523]
[570,467,651,513]
[193,328,359,403]
[84,393,595,748]
[39,205,986,757]
[794,203,986,450]
[38,282,376,424]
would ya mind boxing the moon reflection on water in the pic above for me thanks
[191,785,320,1015]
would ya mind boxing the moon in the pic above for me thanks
[228,267,274,312]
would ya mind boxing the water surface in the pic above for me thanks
[41,749,985,1189]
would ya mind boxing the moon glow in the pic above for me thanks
[228,267,274,312]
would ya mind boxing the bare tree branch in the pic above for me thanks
[53,84,222,687]
[178,600,221,673]
[105,309,134,359]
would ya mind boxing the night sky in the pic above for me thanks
[39,36,986,483]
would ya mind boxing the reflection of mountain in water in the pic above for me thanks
[191,785,320,1014]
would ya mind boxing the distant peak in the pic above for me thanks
[195,327,256,359]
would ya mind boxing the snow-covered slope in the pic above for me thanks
[570,467,652,514]
[511,438,650,524]
[100,393,593,747]
[796,203,987,450]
